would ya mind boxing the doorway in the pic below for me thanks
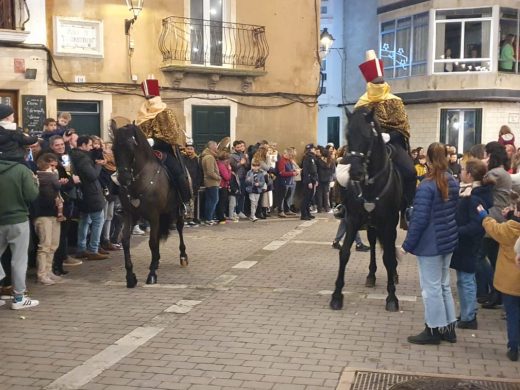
[0,90,18,124]
[57,100,101,136]
[191,105,230,152]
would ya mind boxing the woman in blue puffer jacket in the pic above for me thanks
[401,142,459,345]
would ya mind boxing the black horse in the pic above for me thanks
[112,123,188,288]
[330,108,401,312]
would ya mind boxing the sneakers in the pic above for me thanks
[38,276,56,285]
[203,220,216,226]
[218,220,227,225]
[11,296,39,310]
[102,242,121,251]
[332,240,341,250]
[98,247,110,255]
[278,212,287,218]
[132,225,145,235]
[0,299,5,307]
[250,216,258,222]
[85,251,109,260]
[355,243,370,252]
[64,257,83,266]
[238,212,248,219]
[285,211,297,216]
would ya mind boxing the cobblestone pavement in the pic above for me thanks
[1,214,519,390]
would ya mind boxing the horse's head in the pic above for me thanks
[344,107,382,182]
[112,124,151,187]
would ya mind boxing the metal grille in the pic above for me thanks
[159,16,269,70]
[351,371,520,390]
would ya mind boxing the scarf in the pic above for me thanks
[355,82,402,108]
[136,96,167,125]
[459,181,481,197]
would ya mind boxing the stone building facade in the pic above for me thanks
[0,0,321,151]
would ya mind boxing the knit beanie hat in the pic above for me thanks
[0,104,14,121]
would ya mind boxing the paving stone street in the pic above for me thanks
[1,215,519,390]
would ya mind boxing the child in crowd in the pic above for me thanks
[450,158,493,330]
[34,153,64,285]
[245,161,266,222]
[414,154,427,185]
[478,201,520,361]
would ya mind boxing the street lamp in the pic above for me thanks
[319,28,335,60]
[125,0,144,35]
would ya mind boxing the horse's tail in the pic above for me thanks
[158,212,174,241]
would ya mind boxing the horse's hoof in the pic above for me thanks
[365,275,376,288]
[385,299,399,312]
[126,274,137,288]
[180,256,188,267]
[394,273,399,285]
[330,294,344,310]
[146,274,157,284]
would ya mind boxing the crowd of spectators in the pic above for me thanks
[1,101,519,362]
[403,128,520,362]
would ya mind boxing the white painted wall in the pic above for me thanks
[24,0,47,45]
[318,0,346,147]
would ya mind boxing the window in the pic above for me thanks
[190,0,224,66]
[440,108,482,153]
[434,8,492,73]
[380,13,428,78]
[499,8,519,73]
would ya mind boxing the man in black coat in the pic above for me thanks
[300,144,318,220]
[69,136,108,261]
[182,141,203,224]
[0,104,38,163]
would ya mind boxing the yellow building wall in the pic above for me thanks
[46,0,319,148]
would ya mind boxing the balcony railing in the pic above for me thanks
[159,16,269,73]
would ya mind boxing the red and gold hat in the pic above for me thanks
[359,50,384,83]
[141,79,160,98]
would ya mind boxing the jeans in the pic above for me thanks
[334,214,362,245]
[235,178,247,214]
[417,253,457,329]
[0,221,30,297]
[316,182,331,211]
[475,249,493,298]
[279,185,293,213]
[204,186,219,221]
[287,184,296,210]
[456,270,477,322]
[77,210,105,253]
[502,294,520,351]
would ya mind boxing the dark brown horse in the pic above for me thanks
[112,123,188,288]
[330,108,400,312]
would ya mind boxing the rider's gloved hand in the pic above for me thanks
[381,133,391,143]
[147,138,155,147]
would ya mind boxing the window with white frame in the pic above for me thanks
[499,8,519,73]
[434,8,492,73]
[380,12,428,78]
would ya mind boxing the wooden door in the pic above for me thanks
[0,90,19,123]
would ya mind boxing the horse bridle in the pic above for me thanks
[119,136,161,206]
[345,122,393,213]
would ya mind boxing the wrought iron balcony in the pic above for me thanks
[159,16,269,76]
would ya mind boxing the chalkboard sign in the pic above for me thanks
[22,95,46,134]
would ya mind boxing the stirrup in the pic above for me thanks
[181,202,191,217]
